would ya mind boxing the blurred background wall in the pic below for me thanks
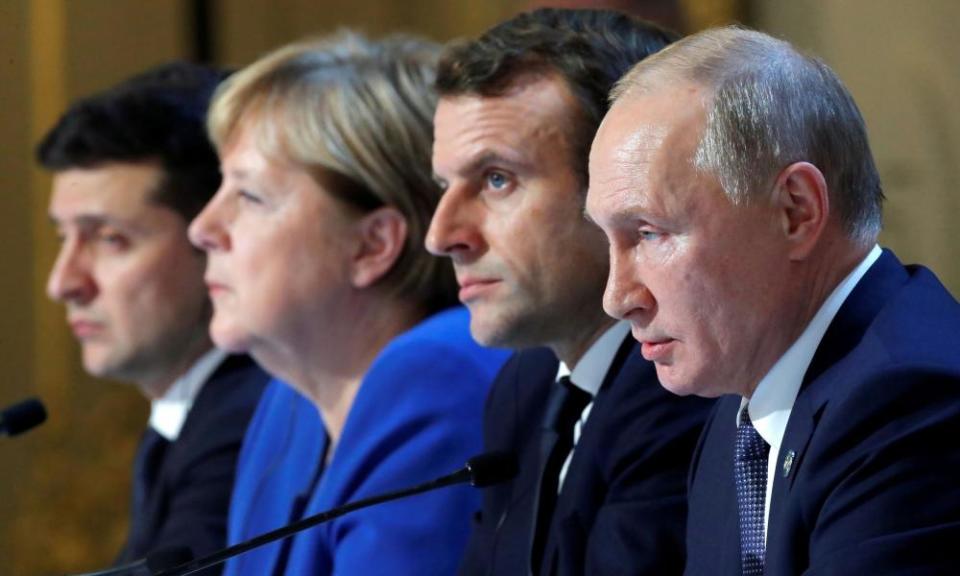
[0,0,955,573]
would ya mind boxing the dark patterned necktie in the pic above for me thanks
[735,408,770,576]
[531,376,592,575]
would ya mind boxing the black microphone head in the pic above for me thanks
[145,546,194,573]
[1,398,47,437]
[465,451,518,487]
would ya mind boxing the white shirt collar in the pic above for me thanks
[739,245,882,441]
[149,348,228,441]
[555,320,631,396]
[738,245,881,537]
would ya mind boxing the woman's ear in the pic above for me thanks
[773,161,830,261]
[349,206,407,289]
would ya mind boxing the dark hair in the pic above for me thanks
[436,8,677,183]
[36,61,228,221]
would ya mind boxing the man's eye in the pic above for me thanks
[638,230,661,241]
[487,171,509,190]
[98,231,130,249]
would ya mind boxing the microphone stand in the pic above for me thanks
[154,452,513,576]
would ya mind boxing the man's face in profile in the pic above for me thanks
[46,162,210,393]
[427,73,610,351]
[587,85,792,398]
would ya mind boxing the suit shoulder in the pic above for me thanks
[485,347,557,413]
[201,354,270,407]
[176,355,268,449]
[865,263,960,367]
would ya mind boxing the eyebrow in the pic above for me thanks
[448,149,534,181]
[48,213,139,232]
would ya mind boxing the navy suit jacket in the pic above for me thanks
[685,250,960,575]
[459,336,714,576]
[116,353,268,567]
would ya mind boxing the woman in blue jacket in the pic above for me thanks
[189,33,508,575]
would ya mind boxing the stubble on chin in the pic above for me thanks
[468,300,552,352]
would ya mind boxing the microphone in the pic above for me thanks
[70,547,193,576]
[153,451,518,576]
[0,397,47,437]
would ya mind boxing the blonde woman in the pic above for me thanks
[189,34,508,575]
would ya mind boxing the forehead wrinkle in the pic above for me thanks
[452,113,547,167]
[435,76,580,177]
[590,118,665,221]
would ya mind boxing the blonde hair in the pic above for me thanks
[208,32,456,312]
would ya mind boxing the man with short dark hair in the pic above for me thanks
[588,26,960,575]
[426,9,713,575]
[38,62,268,568]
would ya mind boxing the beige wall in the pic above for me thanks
[4,2,192,573]
[755,0,960,292]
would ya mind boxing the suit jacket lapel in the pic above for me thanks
[768,250,909,534]
[539,335,635,576]
[509,351,559,576]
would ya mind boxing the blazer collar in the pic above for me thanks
[768,249,909,525]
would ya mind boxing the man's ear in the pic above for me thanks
[350,206,407,289]
[773,161,829,261]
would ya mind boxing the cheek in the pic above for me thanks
[244,234,338,334]
[231,238,288,324]
[514,204,593,279]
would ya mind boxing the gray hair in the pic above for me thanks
[208,31,456,313]
[612,26,883,243]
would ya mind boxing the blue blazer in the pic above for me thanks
[116,354,269,568]
[224,307,509,576]
[458,336,715,576]
[685,250,960,575]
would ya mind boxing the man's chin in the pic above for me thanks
[653,364,693,397]
[655,367,721,398]
[468,311,543,351]
[82,354,131,383]
[468,315,515,349]
[81,348,115,378]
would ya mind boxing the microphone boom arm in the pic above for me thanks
[153,466,475,576]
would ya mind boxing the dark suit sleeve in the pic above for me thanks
[457,354,524,576]
[797,367,960,575]
[145,366,266,567]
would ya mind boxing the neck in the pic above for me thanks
[741,236,873,398]
[137,335,214,401]
[277,294,424,451]
[551,314,617,368]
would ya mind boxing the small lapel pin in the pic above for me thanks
[782,449,796,478]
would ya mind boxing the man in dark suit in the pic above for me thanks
[426,9,714,575]
[38,63,268,568]
[587,26,960,575]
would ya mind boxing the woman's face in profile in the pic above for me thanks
[189,124,360,365]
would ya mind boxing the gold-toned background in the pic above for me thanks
[1,1,956,574]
